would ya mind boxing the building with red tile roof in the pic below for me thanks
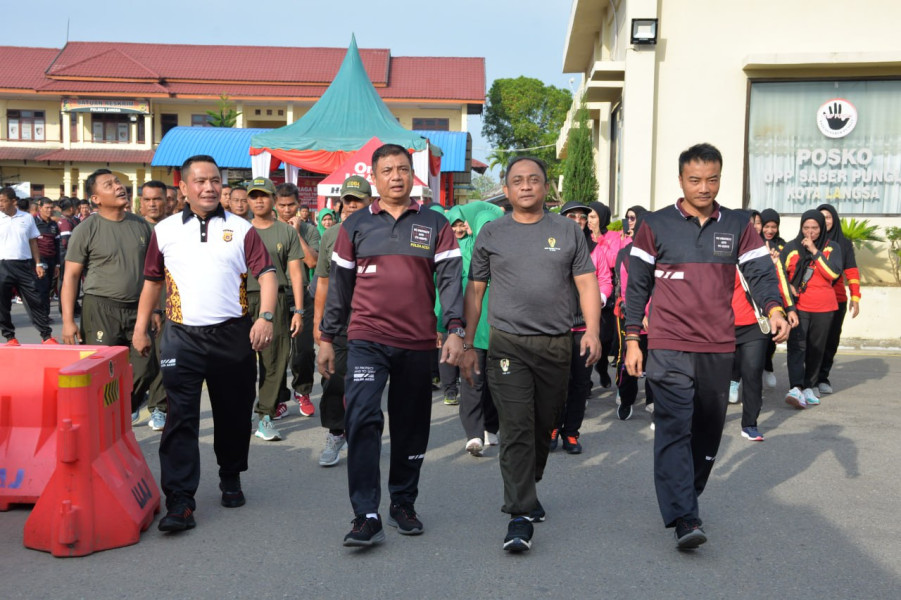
[0,41,484,201]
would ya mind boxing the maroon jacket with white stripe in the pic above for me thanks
[625,200,782,353]
[320,199,463,351]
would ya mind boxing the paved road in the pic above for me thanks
[2,304,900,599]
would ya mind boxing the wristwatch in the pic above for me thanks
[462,342,475,351]
[259,312,273,322]
[293,308,305,315]
[449,327,465,339]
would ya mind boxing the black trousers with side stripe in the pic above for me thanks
[343,340,433,515]
[158,317,256,511]
[646,349,732,528]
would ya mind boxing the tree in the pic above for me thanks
[482,77,572,184]
[469,173,502,200]
[206,93,241,128]
[561,100,598,205]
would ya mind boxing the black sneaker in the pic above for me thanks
[549,429,559,451]
[158,504,196,532]
[387,502,424,535]
[219,476,245,508]
[674,517,707,549]
[527,500,546,523]
[344,515,385,547]
[503,517,534,553]
[561,434,583,454]
[617,403,633,421]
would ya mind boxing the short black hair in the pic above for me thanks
[504,156,548,184]
[59,198,74,211]
[372,144,413,170]
[0,187,16,202]
[77,198,90,207]
[167,185,177,192]
[85,168,113,197]
[181,154,218,177]
[230,185,247,194]
[275,182,299,200]
[17,197,31,211]
[678,143,723,175]
[141,180,167,196]
[37,196,55,206]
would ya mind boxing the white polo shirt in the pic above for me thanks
[0,209,39,260]
[143,205,273,326]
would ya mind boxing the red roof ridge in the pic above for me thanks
[48,47,160,80]
[61,40,392,54]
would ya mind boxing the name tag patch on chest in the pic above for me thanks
[713,232,735,256]
[410,224,432,250]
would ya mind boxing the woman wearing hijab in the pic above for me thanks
[782,210,842,408]
[586,201,619,388]
[815,204,861,395]
[317,207,336,237]
[728,212,798,441]
[759,209,788,388]
[612,207,654,423]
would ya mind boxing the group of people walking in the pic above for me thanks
[0,140,861,555]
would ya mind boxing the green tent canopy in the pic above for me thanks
[249,35,428,174]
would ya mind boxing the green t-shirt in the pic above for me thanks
[247,220,303,292]
[314,223,339,279]
[66,212,152,302]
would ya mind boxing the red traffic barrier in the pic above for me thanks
[0,346,102,510]
[13,345,160,557]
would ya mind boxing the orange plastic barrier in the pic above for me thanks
[0,346,102,510]
[9,345,160,557]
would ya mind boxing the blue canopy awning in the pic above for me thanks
[152,127,269,169]
[152,126,472,172]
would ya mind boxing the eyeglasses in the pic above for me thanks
[626,215,636,221]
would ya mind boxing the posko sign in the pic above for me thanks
[748,81,901,214]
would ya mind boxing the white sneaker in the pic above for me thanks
[465,437,484,457]
[255,415,282,441]
[802,388,820,406]
[319,433,346,467]
[645,403,654,414]
[147,408,166,431]
[728,380,740,404]
[818,382,833,395]
[484,431,499,446]
[785,387,807,409]
[763,371,777,389]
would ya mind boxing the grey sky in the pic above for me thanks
[5,0,577,168]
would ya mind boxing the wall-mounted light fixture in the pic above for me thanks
[631,18,658,45]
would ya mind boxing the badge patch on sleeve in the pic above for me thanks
[713,232,735,257]
[410,224,432,250]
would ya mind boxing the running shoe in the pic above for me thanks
[561,434,582,455]
[617,403,633,421]
[273,402,289,420]
[785,387,807,409]
[503,517,534,553]
[817,381,833,395]
[344,515,385,547]
[294,392,315,417]
[484,431,499,446]
[763,370,777,389]
[148,408,166,431]
[443,394,459,406]
[741,426,765,441]
[319,433,346,467]
[674,517,706,549]
[5,338,21,347]
[802,388,820,406]
[465,437,484,457]
[219,476,245,508]
[728,380,740,404]
[158,503,195,532]
[255,415,282,441]
[549,429,559,451]
[387,502,423,535]
[42,337,60,345]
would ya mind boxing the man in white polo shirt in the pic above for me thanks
[133,155,277,533]
[0,186,57,345]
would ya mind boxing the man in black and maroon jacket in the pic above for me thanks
[319,144,465,548]
[34,197,60,308]
[624,143,790,550]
